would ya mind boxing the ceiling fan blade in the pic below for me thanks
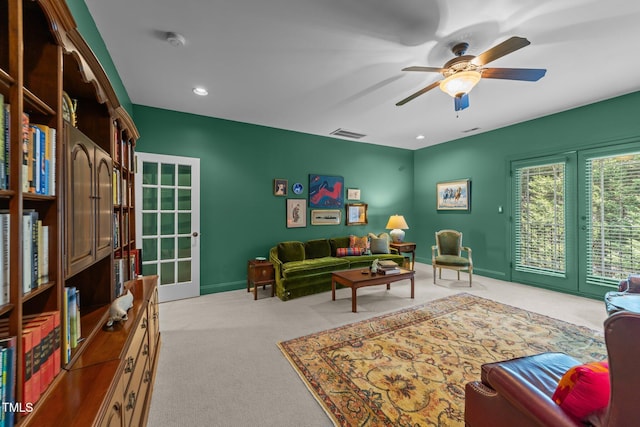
[402,66,446,73]
[454,93,469,111]
[471,36,531,67]
[395,80,441,106]
[481,67,546,81]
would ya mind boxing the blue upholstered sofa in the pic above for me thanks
[269,234,405,301]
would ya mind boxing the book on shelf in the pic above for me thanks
[33,123,56,196]
[2,103,9,189]
[23,317,53,396]
[23,312,60,380]
[0,335,17,425]
[64,287,82,353]
[21,112,30,193]
[0,212,8,305]
[0,94,4,191]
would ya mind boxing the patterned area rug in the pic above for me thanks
[278,293,607,426]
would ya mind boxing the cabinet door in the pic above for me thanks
[95,148,113,260]
[67,128,95,275]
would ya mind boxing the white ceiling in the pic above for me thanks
[84,0,640,150]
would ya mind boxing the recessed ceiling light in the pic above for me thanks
[193,87,208,96]
[416,134,425,140]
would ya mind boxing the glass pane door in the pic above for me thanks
[136,152,200,302]
[511,154,578,292]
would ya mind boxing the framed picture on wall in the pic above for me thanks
[436,179,470,210]
[309,174,344,208]
[311,209,341,225]
[286,199,307,228]
[274,179,288,196]
[346,203,368,225]
[347,188,361,200]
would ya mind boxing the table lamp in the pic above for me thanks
[386,215,409,243]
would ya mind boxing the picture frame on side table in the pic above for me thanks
[274,179,288,196]
[286,199,307,228]
[345,203,368,225]
[436,179,470,211]
[311,209,341,225]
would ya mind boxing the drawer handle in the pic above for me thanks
[141,318,148,329]
[126,391,136,410]
[143,343,149,356]
[144,370,151,384]
[124,356,134,373]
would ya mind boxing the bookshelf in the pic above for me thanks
[1,1,160,426]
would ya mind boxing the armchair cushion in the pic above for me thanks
[552,361,610,422]
[434,254,470,267]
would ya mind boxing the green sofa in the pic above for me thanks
[269,235,406,301]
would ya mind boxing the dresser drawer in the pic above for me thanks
[123,331,149,427]
[122,310,149,392]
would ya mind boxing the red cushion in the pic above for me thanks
[552,361,610,421]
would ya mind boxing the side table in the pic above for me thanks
[247,259,275,300]
[389,242,416,270]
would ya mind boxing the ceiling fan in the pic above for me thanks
[396,36,546,111]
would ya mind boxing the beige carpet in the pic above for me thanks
[148,264,608,427]
[279,293,607,426]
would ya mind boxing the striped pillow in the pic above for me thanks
[336,247,364,257]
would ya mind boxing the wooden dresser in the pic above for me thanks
[23,276,161,427]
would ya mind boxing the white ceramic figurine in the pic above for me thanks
[106,289,134,327]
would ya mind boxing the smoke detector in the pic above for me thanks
[166,32,186,47]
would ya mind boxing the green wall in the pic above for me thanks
[414,91,640,283]
[133,105,414,294]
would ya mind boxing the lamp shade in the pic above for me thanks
[386,215,409,243]
[439,71,481,97]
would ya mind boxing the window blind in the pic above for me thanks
[514,162,566,276]
[586,153,640,284]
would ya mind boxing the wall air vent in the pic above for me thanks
[330,128,367,139]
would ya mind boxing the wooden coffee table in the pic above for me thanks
[331,268,415,312]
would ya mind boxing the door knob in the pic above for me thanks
[192,232,199,237]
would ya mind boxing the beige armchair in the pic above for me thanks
[431,229,473,286]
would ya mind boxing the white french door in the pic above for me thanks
[135,152,200,302]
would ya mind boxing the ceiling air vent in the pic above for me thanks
[462,127,480,133]
[330,128,367,139]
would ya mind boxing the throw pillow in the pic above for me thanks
[336,247,364,257]
[552,361,610,421]
[277,241,305,264]
[368,232,390,254]
[349,235,370,251]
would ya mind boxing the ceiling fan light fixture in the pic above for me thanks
[439,71,481,98]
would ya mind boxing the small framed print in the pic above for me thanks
[286,199,307,228]
[274,179,288,196]
[311,209,341,225]
[347,188,361,200]
[345,203,368,226]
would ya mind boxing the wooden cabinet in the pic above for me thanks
[25,277,161,427]
[65,125,113,277]
[0,0,159,426]
[247,259,275,299]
